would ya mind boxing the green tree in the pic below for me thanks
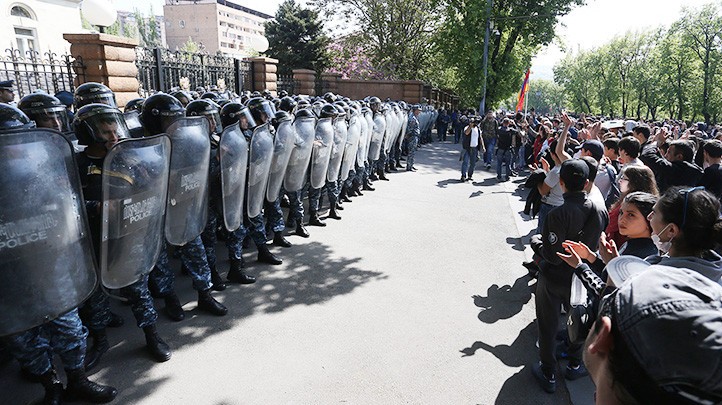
[264,0,330,75]
[524,79,566,114]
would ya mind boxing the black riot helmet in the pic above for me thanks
[294,108,316,121]
[74,82,117,109]
[140,93,185,135]
[170,90,193,107]
[296,99,311,112]
[186,99,222,135]
[73,103,130,147]
[272,97,281,111]
[272,110,292,130]
[333,100,351,117]
[220,102,256,131]
[124,98,145,113]
[278,96,297,113]
[323,92,337,103]
[246,97,276,126]
[0,104,34,131]
[368,96,382,112]
[200,92,222,103]
[262,89,273,100]
[278,90,288,98]
[18,93,71,132]
[319,103,339,119]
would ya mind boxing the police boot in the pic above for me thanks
[347,186,359,197]
[328,205,342,220]
[308,211,326,227]
[273,232,292,247]
[377,167,389,181]
[142,325,172,362]
[388,162,398,172]
[339,188,352,203]
[353,184,364,196]
[64,367,117,403]
[334,200,344,210]
[38,368,63,405]
[227,258,256,284]
[363,179,375,191]
[197,289,228,316]
[163,292,185,322]
[295,221,310,238]
[257,243,283,265]
[396,160,403,168]
[286,211,296,229]
[84,329,109,371]
[210,266,227,291]
[369,171,379,181]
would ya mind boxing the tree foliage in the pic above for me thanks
[264,0,330,75]
[554,2,722,123]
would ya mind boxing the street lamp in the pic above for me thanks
[81,0,117,33]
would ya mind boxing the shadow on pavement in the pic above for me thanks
[0,240,386,404]
[471,275,535,324]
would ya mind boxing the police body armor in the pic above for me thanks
[341,115,361,181]
[101,135,171,289]
[0,129,96,336]
[283,115,316,193]
[246,122,274,218]
[326,117,348,182]
[265,118,295,202]
[309,117,334,189]
[164,117,211,246]
[124,110,144,139]
[218,123,248,231]
[368,113,386,161]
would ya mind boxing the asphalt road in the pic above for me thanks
[1,139,594,404]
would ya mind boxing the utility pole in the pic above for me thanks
[479,0,493,114]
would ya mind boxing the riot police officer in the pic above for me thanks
[142,94,229,322]
[74,82,117,109]
[0,104,118,404]
[74,102,173,369]
[18,93,72,134]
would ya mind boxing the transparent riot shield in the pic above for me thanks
[101,135,171,289]
[368,113,386,161]
[327,118,348,182]
[124,110,144,139]
[383,109,397,153]
[164,117,211,246]
[356,113,369,167]
[218,123,248,231]
[0,128,96,336]
[310,118,334,189]
[340,115,361,181]
[364,113,374,162]
[266,120,295,202]
[246,123,274,218]
[283,116,316,193]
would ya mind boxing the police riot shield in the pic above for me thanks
[101,135,171,289]
[124,110,144,139]
[327,118,348,182]
[364,112,374,162]
[265,120,295,202]
[218,123,248,231]
[398,110,409,147]
[0,129,96,336]
[383,109,395,153]
[310,118,334,189]
[356,112,369,167]
[164,117,211,246]
[340,115,361,181]
[283,115,316,193]
[368,113,386,161]
[247,123,274,218]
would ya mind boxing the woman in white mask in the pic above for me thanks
[646,186,722,282]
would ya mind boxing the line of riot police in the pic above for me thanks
[0,83,436,404]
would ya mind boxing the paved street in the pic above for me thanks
[1,140,594,404]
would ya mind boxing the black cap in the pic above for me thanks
[559,159,589,191]
[0,80,14,90]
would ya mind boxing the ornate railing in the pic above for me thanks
[0,48,85,98]
[276,73,296,95]
[136,47,253,96]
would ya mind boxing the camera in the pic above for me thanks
[469,116,481,125]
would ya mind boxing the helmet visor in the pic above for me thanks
[28,107,70,133]
[84,111,130,145]
[233,107,257,131]
[77,93,117,109]
[254,100,276,124]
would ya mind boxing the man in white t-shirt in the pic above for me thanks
[537,139,564,232]
[461,115,485,181]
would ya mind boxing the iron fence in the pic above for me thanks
[276,73,296,95]
[136,47,253,96]
[0,48,85,99]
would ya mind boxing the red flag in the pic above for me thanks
[516,69,530,112]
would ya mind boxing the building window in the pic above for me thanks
[14,27,36,54]
[11,5,33,19]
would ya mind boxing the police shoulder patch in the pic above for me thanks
[548,232,558,245]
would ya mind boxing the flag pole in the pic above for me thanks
[524,74,530,117]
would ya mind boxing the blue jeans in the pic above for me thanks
[536,202,555,234]
[461,148,479,178]
[517,146,526,171]
[454,125,462,143]
[484,137,497,164]
[496,148,512,178]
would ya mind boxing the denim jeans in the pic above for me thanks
[461,148,479,178]
[536,202,555,234]
[517,146,526,171]
[496,148,511,178]
[484,137,497,164]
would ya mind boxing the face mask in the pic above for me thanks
[651,223,673,253]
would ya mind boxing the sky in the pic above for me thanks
[113,0,713,81]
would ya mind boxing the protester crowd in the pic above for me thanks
[0,79,434,404]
